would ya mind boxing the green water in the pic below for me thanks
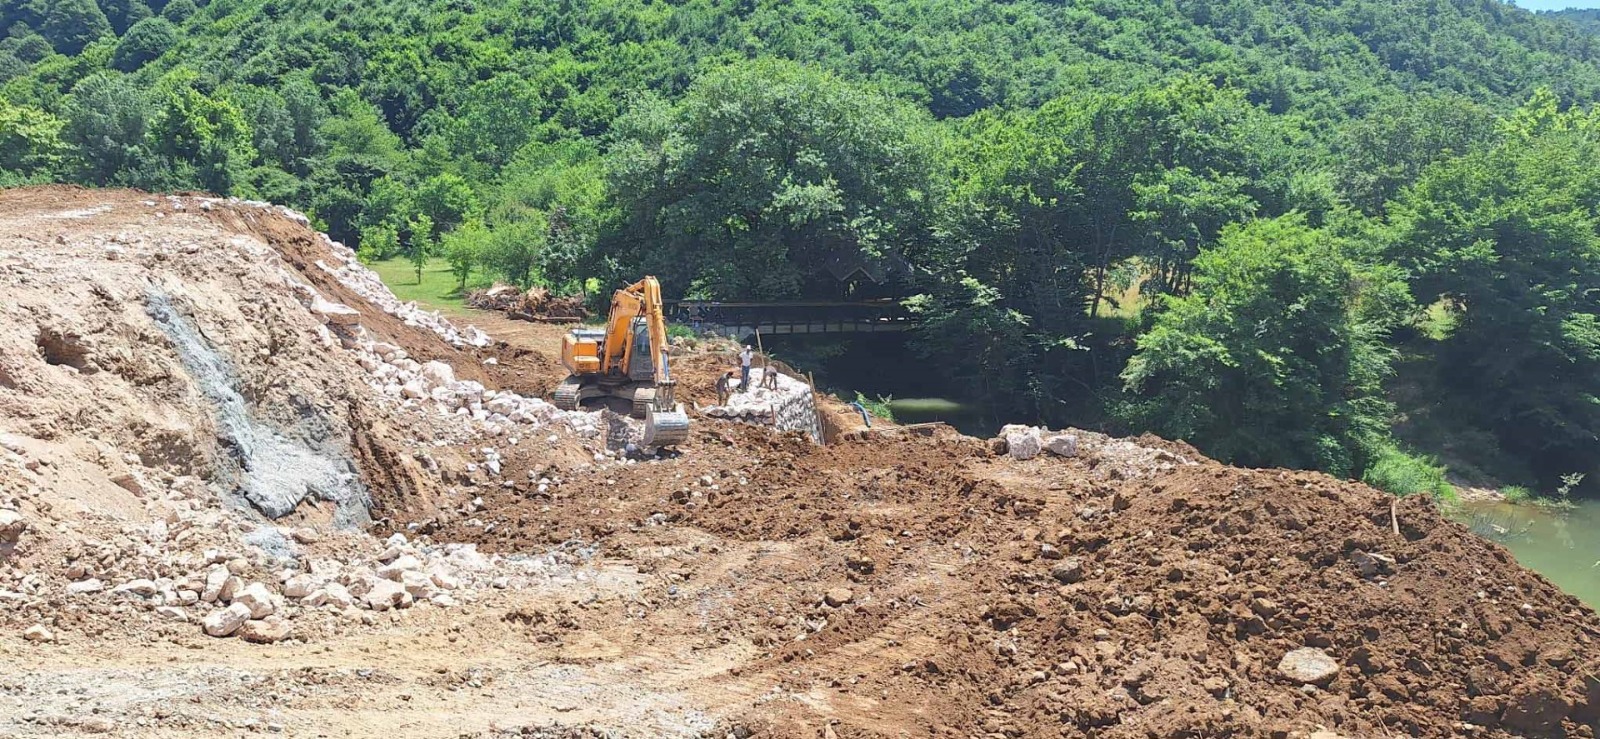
[1456,499,1600,608]
[884,397,998,437]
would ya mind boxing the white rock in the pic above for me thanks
[1002,425,1044,461]
[113,579,158,597]
[218,575,243,603]
[1278,648,1341,684]
[155,606,189,622]
[1044,434,1079,458]
[0,508,25,546]
[310,296,361,325]
[202,566,229,603]
[401,380,427,399]
[364,579,405,611]
[400,570,436,598]
[282,574,315,599]
[322,582,354,608]
[430,571,461,591]
[421,361,457,389]
[203,603,252,637]
[233,583,276,618]
[377,555,422,581]
[22,624,52,642]
[239,616,294,644]
[66,579,105,594]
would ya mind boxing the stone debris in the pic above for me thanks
[1351,550,1396,578]
[22,624,53,643]
[1278,647,1341,685]
[238,616,293,644]
[824,588,855,607]
[1001,425,1043,460]
[203,603,252,637]
[233,582,277,618]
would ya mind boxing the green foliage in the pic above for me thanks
[440,218,489,289]
[1362,444,1455,501]
[406,212,434,284]
[605,59,939,299]
[59,71,150,185]
[1387,91,1600,489]
[1502,485,1535,504]
[159,0,195,24]
[110,16,175,72]
[0,97,63,176]
[31,0,112,56]
[853,392,896,424]
[1120,214,1409,477]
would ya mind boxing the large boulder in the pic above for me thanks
[1001,425,1044,461]
[203,603,252,637]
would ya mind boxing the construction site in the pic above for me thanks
[0,186,1597,738]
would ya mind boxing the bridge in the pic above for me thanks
[668,299,916,341]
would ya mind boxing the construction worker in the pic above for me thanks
[739,345,753,392]
[716,370,734,406]
[762,357,780,390]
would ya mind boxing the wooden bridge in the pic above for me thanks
[668,299,916,340]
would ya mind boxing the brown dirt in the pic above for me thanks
[1,187,1597,739]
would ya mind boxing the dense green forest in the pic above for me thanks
[5,0,1600,497]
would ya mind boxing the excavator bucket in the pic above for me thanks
[642,404,690,447]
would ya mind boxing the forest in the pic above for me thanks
[4,0,1600,498]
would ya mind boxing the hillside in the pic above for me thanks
[7,1,1600,501]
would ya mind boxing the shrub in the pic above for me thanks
[1363,444,1455,501]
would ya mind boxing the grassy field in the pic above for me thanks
[367,257,493,316]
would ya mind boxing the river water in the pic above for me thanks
[1454,499,1600,608]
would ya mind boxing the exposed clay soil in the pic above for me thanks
[0,187,1597,739]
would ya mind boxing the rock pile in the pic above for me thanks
[703,368,821,442]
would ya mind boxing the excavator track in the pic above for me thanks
[642,404,690,447]
[553,378,583,411]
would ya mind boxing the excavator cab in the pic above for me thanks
[554,277,690,447]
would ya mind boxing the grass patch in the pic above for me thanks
[1363,444,1457,502]
[1502,485,1535,504]
[853,392,896,423]
[367,257,492,316]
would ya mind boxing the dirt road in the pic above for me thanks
[1,187,1597,738]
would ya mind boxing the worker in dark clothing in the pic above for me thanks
[716,370,734,406]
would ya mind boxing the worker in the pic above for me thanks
[739,345,753,392]
[762,357,780,390]
[716,370,734,406]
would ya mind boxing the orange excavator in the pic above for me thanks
[553,276,690,447]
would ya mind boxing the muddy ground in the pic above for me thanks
[0,187,1597,739]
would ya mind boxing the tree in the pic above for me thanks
[441,219,489,289]
[31,0,111,55]
[159,0,197,24]
[149,74,256,193]
[1386,92,1600,486]
[605,59,939,300]
[111,17,177,72]
[414,172,479,237]
[1120,214,1408,477]
[406,213,434,284]
[60,72,152,185]
[0,98,64,177]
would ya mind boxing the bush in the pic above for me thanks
[1501,485,1534,504]
[853,392,895,423]
[1363,444,1455,501]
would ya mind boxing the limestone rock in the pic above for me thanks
[310,296,361,326]
[1278,647,1341,685]
[66,578,105,594]
[1051,558,1086,584]
[239,616,294,644]
[824,588,855,607]
[233,583,276,619]
[1044,434,1079,458]
[365,579,405,611]
[22,624,52,642]
[0,508,24,549]
[282,574,315,599]
[155,606,189,622]
[377,555,422,581]
[201,566,229,603]
[203,603,252,637]
[1001,425,1044,461]
[112,579,158,597]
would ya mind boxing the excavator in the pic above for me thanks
[553,276,690,447]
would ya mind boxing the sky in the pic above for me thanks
[1513,0,1600,10]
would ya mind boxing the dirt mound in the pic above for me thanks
[468,283,589,321]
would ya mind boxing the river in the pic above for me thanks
[1453,499,1600,608]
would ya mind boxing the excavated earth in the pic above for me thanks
[0,186,1597,739]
